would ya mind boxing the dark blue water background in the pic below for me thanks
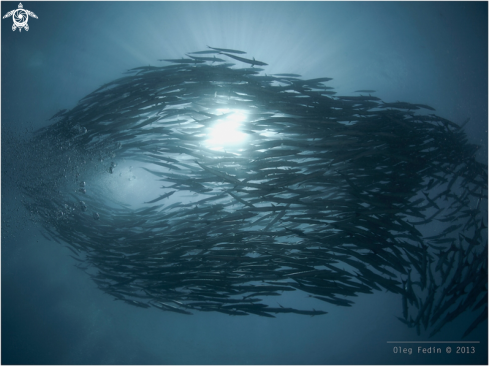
[2,2,487,364]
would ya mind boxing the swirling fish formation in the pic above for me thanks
[16,47,487,337]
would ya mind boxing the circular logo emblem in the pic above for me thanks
[13,9,28,28]
[2,3,38,32]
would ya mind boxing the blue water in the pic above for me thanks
[2,2,487,364]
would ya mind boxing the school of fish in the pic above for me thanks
[10,47,487,338]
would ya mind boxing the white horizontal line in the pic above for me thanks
[387,341,480,344]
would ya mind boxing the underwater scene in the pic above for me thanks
[2,2,488,365]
